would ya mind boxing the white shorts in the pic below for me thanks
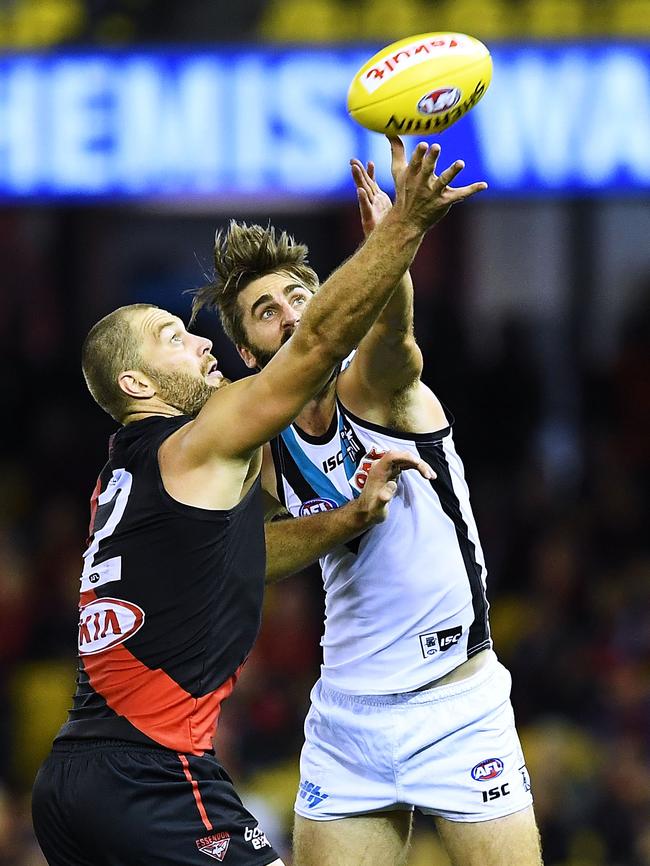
[295,651,533,822]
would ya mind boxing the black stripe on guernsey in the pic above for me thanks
[416,440,491,657]
[276,437,322,504]
[269,437,288,509]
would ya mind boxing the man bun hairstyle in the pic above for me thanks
[191,221,318,348]
[82,303,155,422]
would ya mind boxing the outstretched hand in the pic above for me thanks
[350,159,392,238]
[356,449,435,525]
[388,135,488,230]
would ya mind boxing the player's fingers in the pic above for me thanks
[367,161,376,183]
[389,456,435,480]
[387,135,408,182]
[407,141,429,177]
[350,161,367,186]
[421,142,441,177]
[417,459,436,480]
[351,161,375,199]
[380,480,398,500]
[435,159,465,189]
[376,450,435,480]
[369,450,407,481]
[356,187,374,223]
[448,181,489,201]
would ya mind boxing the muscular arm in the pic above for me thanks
[348,156,423,395]
[342,141,485,408]
[265,502,371,583]
[263,448,435,582]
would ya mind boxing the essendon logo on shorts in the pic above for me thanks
[196,832,230,861]
[78,597,145,655]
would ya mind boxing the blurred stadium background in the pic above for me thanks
[0,1,649,864]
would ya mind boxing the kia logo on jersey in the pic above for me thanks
[78,597,145,655]
[471,758,504,781]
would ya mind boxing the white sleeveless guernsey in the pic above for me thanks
[270,399,492,694]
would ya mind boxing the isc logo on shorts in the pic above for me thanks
[78,597,145,655]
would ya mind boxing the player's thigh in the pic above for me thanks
[434,804,543,866]
[293,811,412,866]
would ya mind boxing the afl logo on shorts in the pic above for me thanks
[299,498,337,516]
[78,597,145,655]
[471,758,504,781]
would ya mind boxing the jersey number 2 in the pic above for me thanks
[81,468,133,592]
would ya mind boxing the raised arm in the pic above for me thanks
[180,141,480,464]
[342,138,487,403]
[348,146,421,392]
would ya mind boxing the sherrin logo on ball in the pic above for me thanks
[418,87,461,116]
[347,32,492,135]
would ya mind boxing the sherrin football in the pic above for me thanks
[347,32,492,135]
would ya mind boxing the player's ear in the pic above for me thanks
[237,345,258,370]
[118,370,155,400]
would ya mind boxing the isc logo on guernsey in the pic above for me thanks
[78,597,145,655]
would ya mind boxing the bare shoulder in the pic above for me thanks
[158,419,261,511]
[337,374,448,433]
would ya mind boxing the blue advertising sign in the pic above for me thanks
[0,44,648,200]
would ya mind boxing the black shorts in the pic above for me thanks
[32,739,281,866]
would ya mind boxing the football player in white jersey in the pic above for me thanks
[194,139,542,866]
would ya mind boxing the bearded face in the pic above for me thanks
[245,328,294,370]
[142,362,223,417]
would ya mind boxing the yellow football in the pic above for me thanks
[347,32,492,135]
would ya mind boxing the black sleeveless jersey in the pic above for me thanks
[55,415,266,755]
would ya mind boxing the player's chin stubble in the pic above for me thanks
[147,367,221,416]
[248,331,291,370]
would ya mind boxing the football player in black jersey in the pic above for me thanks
[31,139,480,866]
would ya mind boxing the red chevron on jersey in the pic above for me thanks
[82,644,242,754]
